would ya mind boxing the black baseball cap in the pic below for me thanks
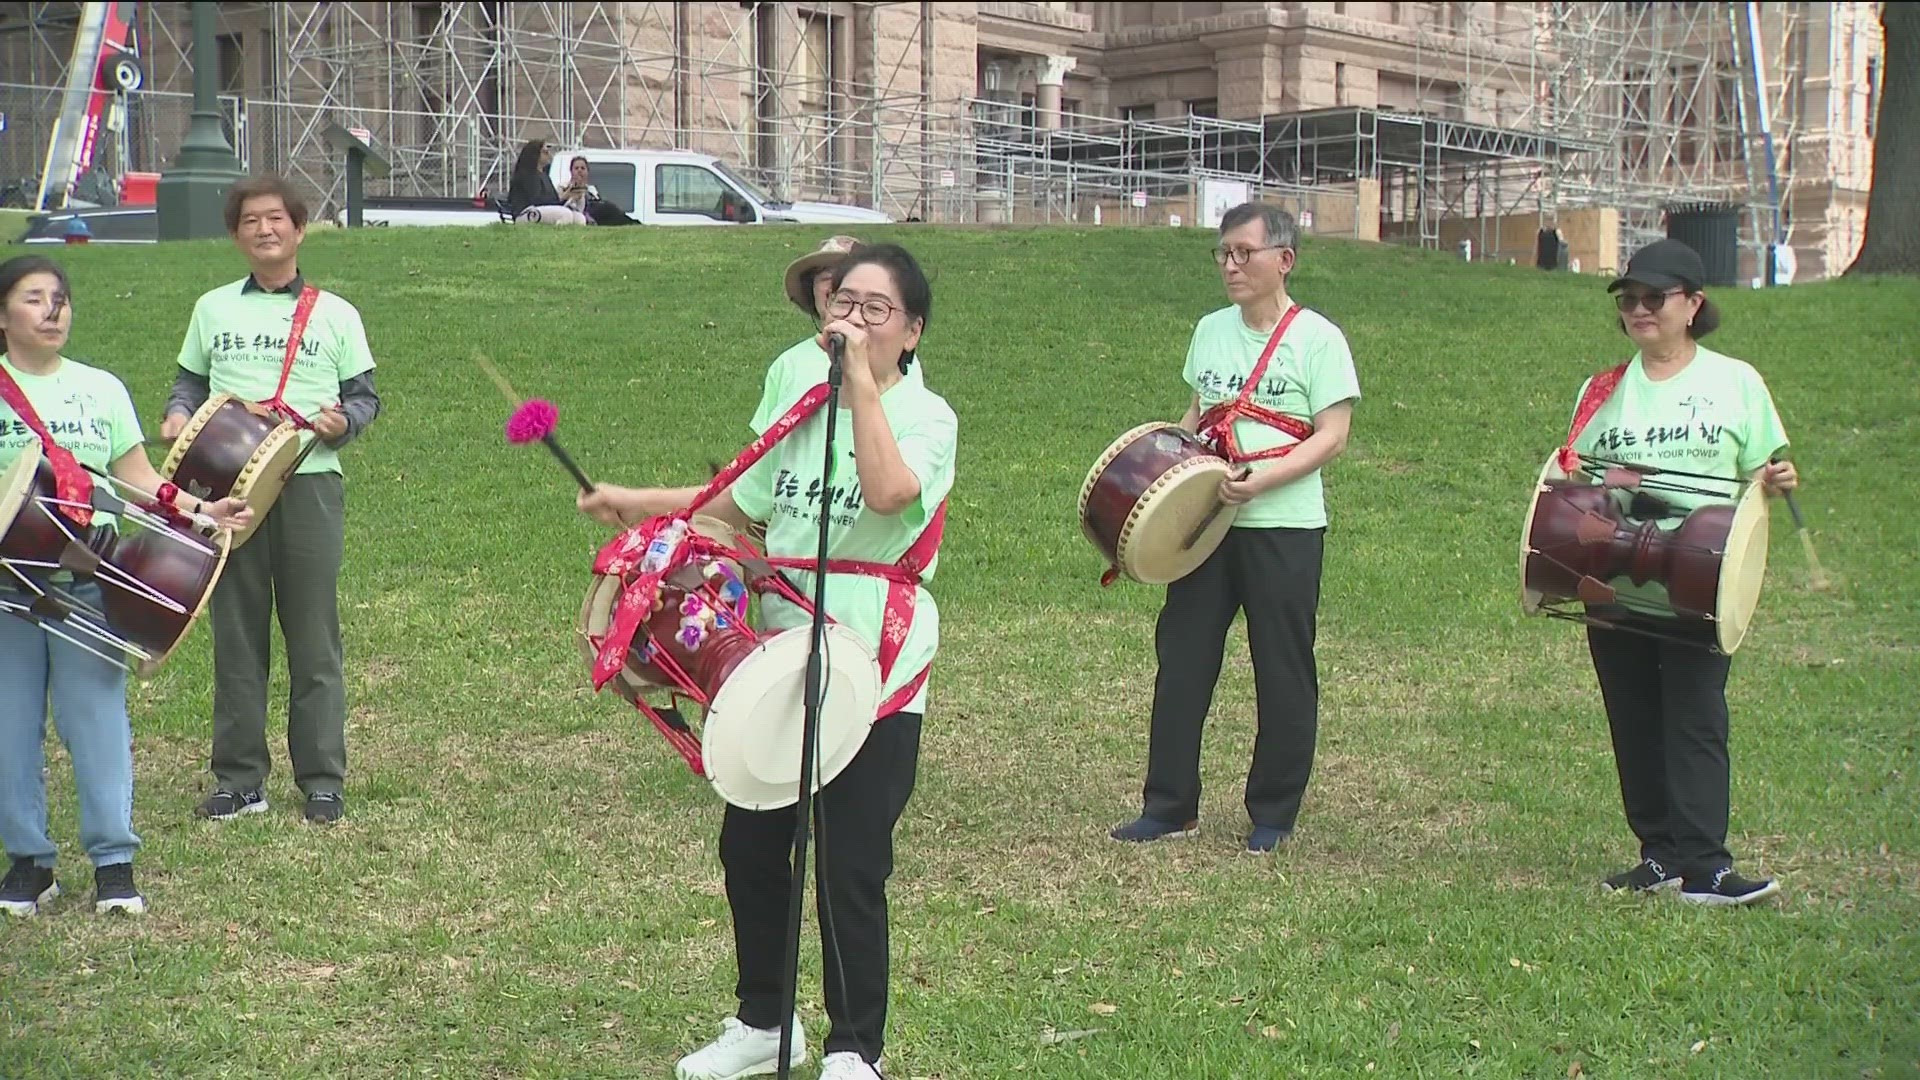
[1608,239,1706,293]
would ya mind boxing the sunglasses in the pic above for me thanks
[1614,288,1687,313]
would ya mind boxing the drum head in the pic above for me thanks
[226,429,307,549]
[1713,481,1771,654]
[1519,452,1570,615]
[1118,456,1238,584]
[0,442,44,536]
[702,624,880,811]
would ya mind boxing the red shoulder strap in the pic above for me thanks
[1557,363,1629,473]
[0,365,93,526]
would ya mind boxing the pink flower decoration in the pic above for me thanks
[506,399,559,444]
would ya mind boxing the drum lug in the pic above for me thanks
[1575,576,1616,604]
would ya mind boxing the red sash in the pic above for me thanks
[0,364,94,527]
[259,286,321,430]
[1557,363,1629,473]
[1195,305,1316,462]
[592,382,946,718]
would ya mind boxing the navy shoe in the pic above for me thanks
[1246,826,1292,853]
[1108,815,1199,843]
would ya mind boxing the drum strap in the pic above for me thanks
[1558,363,1629,473]
[0,366,93,527]
[1195,304,1316,463]
[591,381,947,717]
[258,285,322,431]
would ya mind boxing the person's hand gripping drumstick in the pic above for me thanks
[1183,465,1254,551]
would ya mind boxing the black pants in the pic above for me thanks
[1586,618,1735,878]
[725,711,922,1063]
[1141,526,1324,831]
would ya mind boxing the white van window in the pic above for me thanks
[587,162,636,213]
[655,164,755,222]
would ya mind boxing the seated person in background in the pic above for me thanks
[562,156,638,227]
[507,139,588,226]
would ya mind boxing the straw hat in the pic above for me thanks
[783,234,864,315]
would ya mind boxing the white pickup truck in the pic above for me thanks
[339,147,892,228]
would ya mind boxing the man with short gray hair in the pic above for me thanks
[1110,201,1361,853]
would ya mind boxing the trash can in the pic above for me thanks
[1663,201,1741,287]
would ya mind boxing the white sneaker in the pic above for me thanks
[819,1052,885,1079]
[675,1015,807,1080]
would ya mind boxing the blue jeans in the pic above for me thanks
[0,583,142,869]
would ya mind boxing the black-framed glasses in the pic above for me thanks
[1614,289,1685,313]
[1212,244,1288,266]
[826,291,898,324]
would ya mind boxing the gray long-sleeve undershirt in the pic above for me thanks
[165,367,383,448]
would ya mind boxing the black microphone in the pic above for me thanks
[825,331,846,387]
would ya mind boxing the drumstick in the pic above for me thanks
[476,353,597,494]
[1769,457,1830,592]
[1183,466,1252,551]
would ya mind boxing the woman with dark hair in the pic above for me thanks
[578,245,956,1080]
[0,256,250,918]
[1562,238,1796,907]
[506,138,586,225]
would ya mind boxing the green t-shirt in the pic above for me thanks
[731,356,957,714]
[1566,346,1789,615]
[1,354,145,535]
[1569,346,1789,515]
[1182,304,1361,529]
[175,278,377,476]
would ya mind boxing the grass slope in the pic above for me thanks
[4,223,1917,1079]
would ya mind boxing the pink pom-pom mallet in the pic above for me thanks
[507,398,596,493]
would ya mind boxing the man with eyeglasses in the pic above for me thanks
[1110,202,1361,854]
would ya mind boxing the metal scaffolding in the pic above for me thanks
[1410,1,1808,270]
[240,1,944,219]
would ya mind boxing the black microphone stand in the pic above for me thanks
[776,332,844,1079]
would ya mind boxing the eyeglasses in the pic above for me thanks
[1212,244,1288,267]
[826,292,899,324]
[1614,289,1685,313]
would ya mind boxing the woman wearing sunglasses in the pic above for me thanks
[1562,238,1796,907]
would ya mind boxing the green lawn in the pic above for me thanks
[4,223,1918,1079]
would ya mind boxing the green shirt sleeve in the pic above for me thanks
[330,301,377,381]
[1735,366,1789,475]
[1305,321,1361,416]
[176,298,210,376]
[1180,320,1204,396]
[894,402,958,533]
[733,357,795,521]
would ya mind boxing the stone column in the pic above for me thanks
[1036,54,1077,129]
[156,2,245,240]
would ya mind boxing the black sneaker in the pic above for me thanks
[304,792,345,825]
[1602,858,1682,893]
[0,858,58,917]
[197,788,268,820]
[1680,867,1781,907]
[1109,814,1199,843]
[93,862,146,916]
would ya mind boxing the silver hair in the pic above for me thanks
[1217,202,1299,251]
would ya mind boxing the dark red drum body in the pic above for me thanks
[1079,422,1238,585]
